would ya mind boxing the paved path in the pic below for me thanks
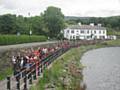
[0,41,57,52]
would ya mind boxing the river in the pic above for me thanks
[81,47,120,90]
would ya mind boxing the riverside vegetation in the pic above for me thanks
[0,40,120,87]
[30,39,120,90]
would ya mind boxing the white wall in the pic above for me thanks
[64,28,107,40]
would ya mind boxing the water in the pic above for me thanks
[81,47,120,90]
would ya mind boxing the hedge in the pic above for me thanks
[0,35,47,45]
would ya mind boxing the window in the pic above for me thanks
[76,36,79,39]
[103,31,105,34]
[94,30,96,34]
[67,30,69,33]
[99,31,101,34]
[87,30,89,34]
[80,30,84,33]
[87,36,90,39]
[76,30,79,34]
[71,30,74,33]
[91,30,92,34]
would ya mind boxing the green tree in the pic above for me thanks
[43,6,65,38]
[0,14,17,34]
[30,16,48,35]
[15,15,29,34]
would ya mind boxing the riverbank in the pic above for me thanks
[30,39,120,90]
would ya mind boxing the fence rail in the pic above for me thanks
[6,47,69,90]
[0,40,104,90]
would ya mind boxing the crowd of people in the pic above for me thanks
[11,41,70,77]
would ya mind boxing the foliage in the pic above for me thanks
[0,14,17,34]
[43,6,65,38]
[0,8,120,38]
[65,16,120,33]
[30,39,120,90]
[0,35,47,45]
[30,47,88,90]
[0,6,65,39]
[0,67,12,80]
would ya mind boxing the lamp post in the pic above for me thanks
[29,30,32,36]
[28,12,32,41]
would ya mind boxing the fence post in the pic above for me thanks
[33,69,37,80]
[7,76,11,90]
[41,64,43,73]
[29,73,33,84]
[23,72,28,90]
[16,78,20,90]
[43,62,46,70]
[38,66,40,76]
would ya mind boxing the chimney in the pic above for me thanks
[90,23,94,26]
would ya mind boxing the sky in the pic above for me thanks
[0,0,120,17]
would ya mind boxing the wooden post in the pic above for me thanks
[16,78,20,90]
[29,73,32,84]
[38,66,40,76]
[23,73,28,90]
[7,76,11,90]
[33,69,37,80]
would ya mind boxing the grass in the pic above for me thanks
[30,46,99,90]
[30,39,120,90]
[0,35,47,45]
[0,39,120,85]
[104,39,120,46]
[107,30,120,35]
[0,67,12,80]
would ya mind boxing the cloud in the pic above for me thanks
[0,0,17,10]
[0,0,120,17]
[81,10,120,17]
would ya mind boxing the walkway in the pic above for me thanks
[0,41,57,52]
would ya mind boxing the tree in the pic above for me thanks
[30,16,48,35]
[43,6,65,38]
[0,14,17,34]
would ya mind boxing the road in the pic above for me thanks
[0,41,57,52]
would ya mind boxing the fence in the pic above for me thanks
[1,40,103,90]
[6,47,69,90]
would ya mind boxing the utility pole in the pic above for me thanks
[28,12,32,41]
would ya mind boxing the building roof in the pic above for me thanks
[67,25,106,30]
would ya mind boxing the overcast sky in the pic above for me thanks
[0,0,120,17]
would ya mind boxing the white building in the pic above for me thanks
[107,35,117,40]
[64,23,107,40]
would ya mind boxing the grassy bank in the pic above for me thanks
[0,39,120,83]
[0,67,12,80]
[30,45,103,90]
[0,35,47,45]
[0,50,13,80]
[30,39,120,90]
[30,47,85,90]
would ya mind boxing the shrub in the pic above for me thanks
[0,35,47,45]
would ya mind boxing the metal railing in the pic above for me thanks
[4,40,104,90]
[6,47,69,90]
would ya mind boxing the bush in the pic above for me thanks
[0,35,47,45]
